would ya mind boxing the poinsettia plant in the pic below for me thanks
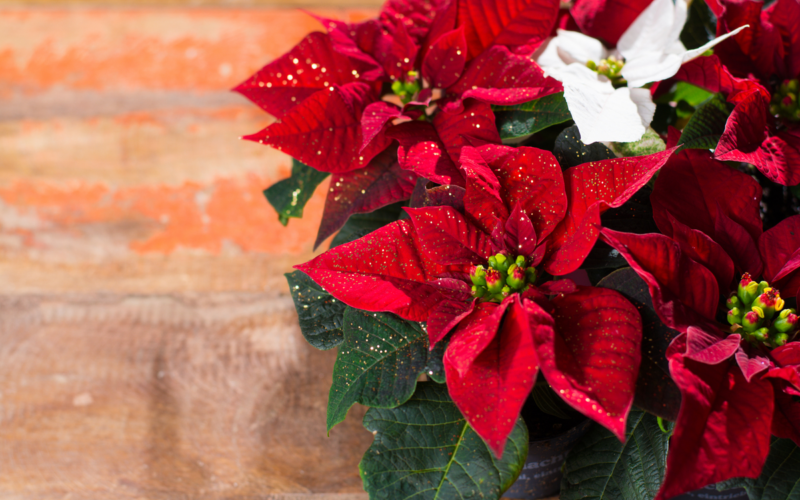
[236,0,800,498]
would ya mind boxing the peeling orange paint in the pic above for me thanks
[0,9,377,96]
[0,174,327,255]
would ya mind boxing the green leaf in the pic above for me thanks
[264,158,329,225]
[612,128,666,157]
[582,189,659,271]
[680,0,717,50]
[327,309,431,432]
[360,382,529,500]
[721,438,800,500]
[285,270,346,350]
[561,407,673,500]
[530,382,575,420]
[554,125,616,169]
[330,201,405,248]
[493,92,572,143]
[673,82,714,108]
[424,336,448,384]
[679,93,734,150]
[597,268,681,420]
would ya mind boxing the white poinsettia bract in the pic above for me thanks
[536,0,747,144]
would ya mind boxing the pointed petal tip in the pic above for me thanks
[488,442,506,460]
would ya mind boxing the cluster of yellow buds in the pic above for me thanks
[470,253,537,303]
[391,70,421,105]
[727,273,797,348]
[586,56,627,87]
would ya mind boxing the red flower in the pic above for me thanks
[660,0,800,185]
[297,143,673,455]
[600,138,800,499]
[569,0,654,47]
[235,0,564,246]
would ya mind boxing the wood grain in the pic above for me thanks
[0,294,372,498]
[0,5,376,498]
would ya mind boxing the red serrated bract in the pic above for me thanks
[451,46,563,105]
[432,100,501,166]
[315,147,418,248]
[772,390,800,446]
[461,146,509,233]
[534,287,642,442]
[657,336,774,500]
[652,149,763,242]
[545,148,674,275]
[571,0,653,47]
[600,229,720,332]
[656,209,735,299]
[382,21,419,80]
[488,146,567,242]
[245,83,389,174]
[759,215,800,297]
[422,28,468,89]
[713,211,764,277]
[297,220,453,321]
[406,206,494,265]
[388,121,465,186]
[360,102,403,154]
[233,32,358,119]
[446,297,541,457]
[453,0,560,58]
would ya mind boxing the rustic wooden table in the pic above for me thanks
[0,1,386,498]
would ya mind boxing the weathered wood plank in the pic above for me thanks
[0,8,376,96]
[0,1,382,7]
[0,294,373,498]
[0,6,375,498]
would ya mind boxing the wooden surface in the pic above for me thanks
[0,3,387,498]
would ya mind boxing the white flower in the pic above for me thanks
[536,0,747,144]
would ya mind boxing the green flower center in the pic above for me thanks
[726,273,796,348]
[586,56,627,88]
[469,253,537,303]
[391,70,421,105]
[770,79,800,122]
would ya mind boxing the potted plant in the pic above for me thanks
[236,0,800,498]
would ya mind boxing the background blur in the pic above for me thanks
[0,1,386,498]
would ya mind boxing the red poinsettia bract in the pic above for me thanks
[662,0,800,185]
[235,0,564,246]
[570,0,653,47]
[297,143,674,455]
[600,138,800,499]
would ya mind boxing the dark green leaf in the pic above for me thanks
[530,382,574,420]
[679,93,734,150]
[561,407,673,500]
[601,188,659,234]
[360,382,528,500]
[721,438,800,500]
[285,270,346,350]
[598,268,682,420]
[424,335,448,384]
[264,158,329,225]
[651,102,680,135]
[330,201,405,248]
[582,189,658,270]
[680,0,717,50]
[554,125,616,169]
[327,309,430,431]
[494,92,572,143]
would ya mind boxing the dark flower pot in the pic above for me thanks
[504,395,592,499]
[674,485,748,500]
